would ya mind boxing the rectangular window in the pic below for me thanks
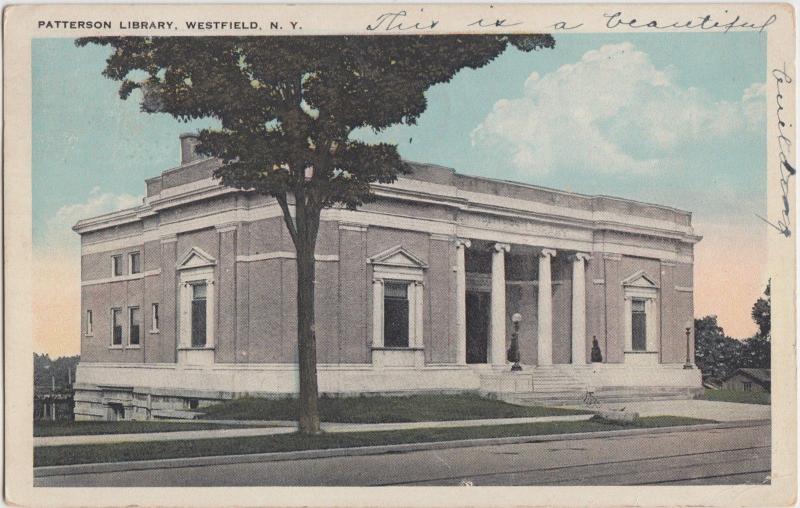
[111,308,122,346]
[129,252,141,274]
[743,382,752,392]
[151,303,159,332]
[631,299,647,351]
[111,255,123,277]
[383,282,409,348]
[191,283,207,347]
[129,307,140,346]
[86,310,93,335]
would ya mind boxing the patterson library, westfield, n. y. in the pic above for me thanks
[72,134,703,420]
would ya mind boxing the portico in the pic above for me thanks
[454,239,592,369]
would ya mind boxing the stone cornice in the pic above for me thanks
[73,169,702,250]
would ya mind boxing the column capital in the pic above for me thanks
[455,238,472,249]
[372,278,384,285]
[493,243,511,253]
[571,252,592,263]
[539,248,557,258]
[215,222,238,233]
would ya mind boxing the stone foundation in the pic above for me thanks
[74,361,702,421]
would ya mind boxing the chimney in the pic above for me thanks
[180,133,202,165]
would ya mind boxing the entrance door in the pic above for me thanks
[466,291,491,364]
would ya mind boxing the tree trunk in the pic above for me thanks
[294,197,322,434]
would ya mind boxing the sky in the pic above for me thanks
[33,34,768,357]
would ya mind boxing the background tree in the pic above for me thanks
[34,353,80,390]
[78,35,555,433]
[741,281,771,369]
[695,282,772,382]
[751,280,771,339]
[693,315,741,382]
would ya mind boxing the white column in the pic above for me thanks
[455,239,471,365]
[414,281,424,348]
[571,253,590,364]
[537,249,557,366]
[372,279,384,348]
[490,243,510,366]
[624,296,632,352]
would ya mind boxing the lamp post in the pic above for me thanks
[684,321,693,369]
[509,313,522,372]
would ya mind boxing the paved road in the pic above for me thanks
[36,422,770,487]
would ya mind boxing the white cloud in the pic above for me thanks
[40,187,142,252]
[472,42,766,175]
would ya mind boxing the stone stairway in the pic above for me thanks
[529,366,587,393]
[503,386,699,406]
[482,365,700,406]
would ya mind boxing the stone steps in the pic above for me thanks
[501,386,697,406]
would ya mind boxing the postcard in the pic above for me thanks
[3,3,796,507]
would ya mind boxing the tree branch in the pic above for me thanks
[275,193,298,246]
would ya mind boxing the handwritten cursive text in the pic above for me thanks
[604,11,777,33]
[758,65,795,237]
[366,11,439,31]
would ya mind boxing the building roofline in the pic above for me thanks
[404,160,693,219]
[75,158,699,239]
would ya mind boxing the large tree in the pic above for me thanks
[78,35,555,433]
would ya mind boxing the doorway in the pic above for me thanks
[107,403,125,421]
[466,291,491,364]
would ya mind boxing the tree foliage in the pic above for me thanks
[34,353,80,390]
[694,316,740,381]
[76,36,554,214]
[695,282,771,382]
[751,279,771,339]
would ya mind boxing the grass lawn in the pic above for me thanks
[34,420,259,437]
[698,389,771,405]
[35,416,711,467]
[199,394,590,423]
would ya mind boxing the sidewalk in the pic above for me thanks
[564,399,770,422]
[34,414,593,447]
[35,419,770,479]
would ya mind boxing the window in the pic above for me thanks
[129,252,141,274]
[383,282,410,348]
[129,307,140,346]
[631,299,647,351]
[622,272,659,355]
[111,255,123,277]
[86,310,93,336]
[151,303,159,332]
[369,246,426,354]
[176,247,216,360]
[111,308,122,346]
[743,382,752,392]
[191,283,207,347]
